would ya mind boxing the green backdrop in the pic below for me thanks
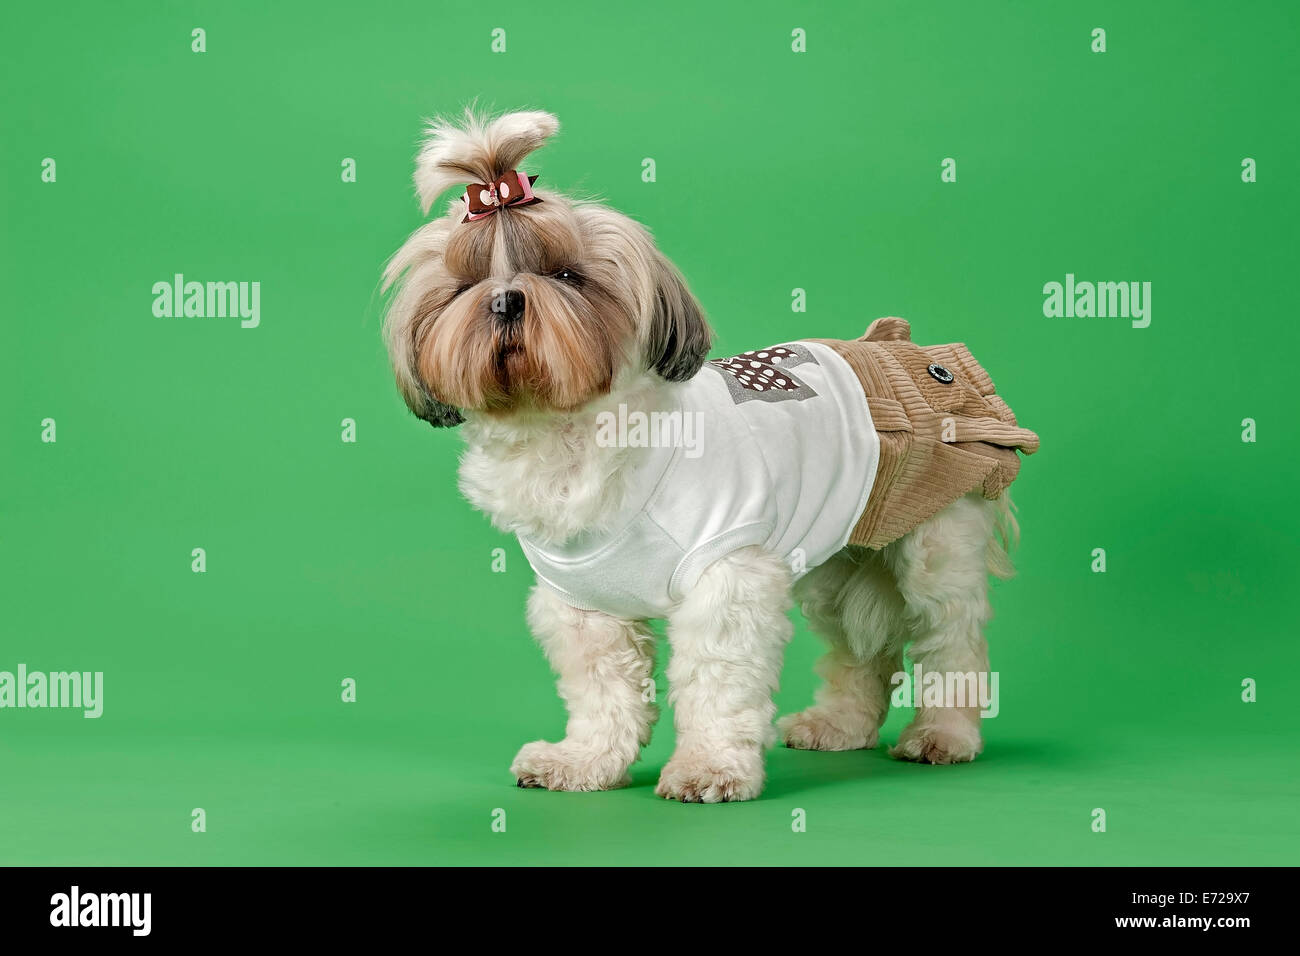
[2,0,1297,866]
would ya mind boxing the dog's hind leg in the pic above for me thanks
[778,547,905,751]
[884,492,1009,765]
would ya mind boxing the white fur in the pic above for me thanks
[656,546,793,802]
[463,396,1013,798]
[458,370,669,544]
[780,492,1009,766]
[511,584,657,791]
[386,109,1020,802]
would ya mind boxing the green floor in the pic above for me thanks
[2,500,1294,866]
[3,705,1291,867]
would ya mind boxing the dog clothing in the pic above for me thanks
[519,317,1039,620]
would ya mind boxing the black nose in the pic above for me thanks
[496,289,525,323]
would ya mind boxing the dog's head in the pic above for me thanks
[382,109,711,426]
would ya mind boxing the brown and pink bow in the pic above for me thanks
[461,169,541,222]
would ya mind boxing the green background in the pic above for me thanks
[2,0,1297,865]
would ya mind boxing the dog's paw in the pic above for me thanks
[655,750,764,803]
[510,740,630,792]
[778,707,878,751]
[889,719,983,765]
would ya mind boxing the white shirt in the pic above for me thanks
[518,341,880,620]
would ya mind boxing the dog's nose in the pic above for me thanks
[496,289,525,323]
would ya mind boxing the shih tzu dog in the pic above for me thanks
[382,110,1038,803]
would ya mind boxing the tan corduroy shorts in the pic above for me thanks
[808,317,1040,550]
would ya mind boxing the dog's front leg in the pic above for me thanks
[511,584,658,791]
[656,546,793,803]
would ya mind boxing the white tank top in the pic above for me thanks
[518,341,880,620]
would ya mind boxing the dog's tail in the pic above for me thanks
[413,107,559,215]
[986,492,1019,581]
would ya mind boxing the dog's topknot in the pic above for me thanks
[414,108,559,214]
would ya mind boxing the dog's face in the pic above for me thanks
[383,111,711,425]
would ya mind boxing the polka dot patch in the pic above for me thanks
[709,346,808,393]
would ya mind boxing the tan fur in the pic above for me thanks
[384,111,709,422]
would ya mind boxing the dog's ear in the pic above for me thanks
[572,204,713,383]
[382,220,465,428]
[646,257,712,382]
[407,387,465,428]
[390,329,465,428]
[395,311,464,429]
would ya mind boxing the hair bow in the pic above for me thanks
[461,169,541,222]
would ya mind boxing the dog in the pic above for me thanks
[382,110,1038,802]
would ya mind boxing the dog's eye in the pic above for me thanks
[551,267,582,284]
[452,282,475,298]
